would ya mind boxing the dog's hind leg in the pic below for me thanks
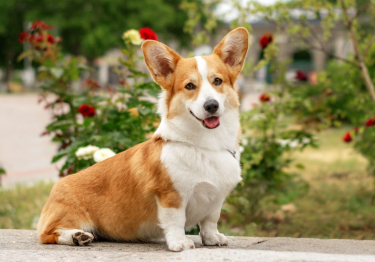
[38,203,95,246]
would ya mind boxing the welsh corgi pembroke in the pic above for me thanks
[37,27,249,252]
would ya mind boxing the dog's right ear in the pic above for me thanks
[142,41,181,89]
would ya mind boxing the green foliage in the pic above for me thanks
[0,0,204,81]
[18,24,159,176]
[226,43,316,222]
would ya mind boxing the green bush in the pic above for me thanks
[18,22,159,175]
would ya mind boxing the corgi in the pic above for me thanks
[37,27,249,252]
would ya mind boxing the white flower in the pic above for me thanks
[277,139,299,148]
[239,146,245,153]
[301,137,311,144]
[93,148,116,163]
[75,145,100,160]
[122,29,143,45]
[241,139,248,146]
[277,139,290,147]
[288,140,299,148]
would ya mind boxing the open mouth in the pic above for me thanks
[190,111,220,129]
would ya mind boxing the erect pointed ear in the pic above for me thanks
[142,40,182,89]
[212,27,249,80]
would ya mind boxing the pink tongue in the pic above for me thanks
[204,116,220,128]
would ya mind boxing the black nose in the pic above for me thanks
[204,99,219,114]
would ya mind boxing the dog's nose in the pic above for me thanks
[204,99,219,114]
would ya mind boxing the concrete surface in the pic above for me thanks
[1,230,375,262]
[0,94,59,187]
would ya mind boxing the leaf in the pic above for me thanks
[147,89,160,98]
[295,163,305,170]
[50,68,64,79]
[0,167,5,175]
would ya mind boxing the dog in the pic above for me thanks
[37,27,248,252]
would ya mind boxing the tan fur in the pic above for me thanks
[37,136,181,243]
[39,28,248,247]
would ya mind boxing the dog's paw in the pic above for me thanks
[201,232,228,246]
[168,238,195,252]
[72,231,94,246]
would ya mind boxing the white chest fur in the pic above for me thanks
[160,142,242,229]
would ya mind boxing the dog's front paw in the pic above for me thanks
[168,238,195,252]
[200,232,228,246]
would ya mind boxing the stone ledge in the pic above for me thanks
[1,230,375,262]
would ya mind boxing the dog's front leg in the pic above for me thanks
[157,202,195,252]
[199,204,228,246]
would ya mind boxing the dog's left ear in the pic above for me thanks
[213,27,249,81]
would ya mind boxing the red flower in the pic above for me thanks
[354,127,359,133]
[47,34,55,43]
[259,33,273,49]
[31,20,54,30]
[323,88,334,95]
[296,70,308,81]
[366,117,375,127]
[139,27,158,41]
[78,104,96,117]
[19,31,30,43]
[34,35,43,43]
[259,93,271,102]
[118,79,126,86]
[84,79,101,89]
[342,132,352,142]
[28,34,35,42]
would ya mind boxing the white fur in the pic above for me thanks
[153,55,242,250]
[57,229,94,246]
[188,56,225,120]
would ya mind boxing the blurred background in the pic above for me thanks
[1,0,375,240]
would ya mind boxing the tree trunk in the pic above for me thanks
[340,0,375,103]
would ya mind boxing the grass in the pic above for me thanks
[0,182,53,229]
[1,126,375,240]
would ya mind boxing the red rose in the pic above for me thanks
[259,33,273,49]
[31,20,54,30]
[296,70,308,81]
[366,117,375,127]
[84,79,101,89]
[19,31,30,43]
[34,35,43,43]
[259,93,271,102]
[342,132,352,142]
[78,104,96,117]
[47,34,55,43]
[139,27,158,41]
[323,88,334,95]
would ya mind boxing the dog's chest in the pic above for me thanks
[160,143,242,227]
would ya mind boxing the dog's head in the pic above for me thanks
[142,28,248,147]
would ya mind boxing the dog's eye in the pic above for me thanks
[185,83,196,90]
[213,78,223,86]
